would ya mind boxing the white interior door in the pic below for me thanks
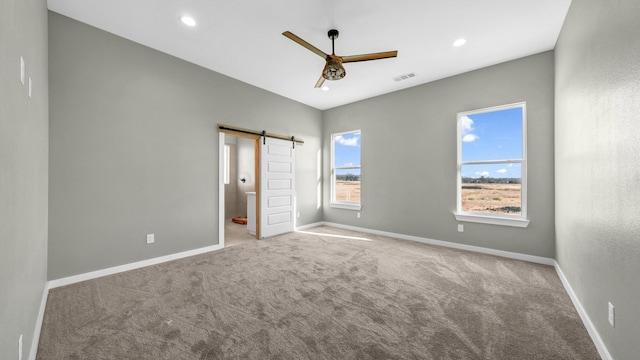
[260,137,295,238]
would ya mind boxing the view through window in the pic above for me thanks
[331,130,361,209]
[458,103,526,218]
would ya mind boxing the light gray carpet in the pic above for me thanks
[37,226,600,359]
[224,219,257,248]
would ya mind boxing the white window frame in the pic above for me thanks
[330,130,362,211]
[223,145,230,185]
[454,102,529,228]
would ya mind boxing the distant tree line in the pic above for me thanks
[336,174,361,181]
[462,176,521,184]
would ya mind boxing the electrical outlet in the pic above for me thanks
[146,234,154,244]
[297,212,300,218]
[18,334,23,360]
[608,302,615,327]
[458,224,464,232]
[356,212,361,219]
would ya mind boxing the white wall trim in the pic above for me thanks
[218,132,226,248]
[48,244,224,289]
[38,221,611,360]
[554,262,613,360]
[329,202,362,211]
[303,222,610,360]
[314,221,554,265]
[453,212,530,228]
[295,221,326,231]
[28,283,49,360]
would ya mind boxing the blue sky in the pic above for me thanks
[461,107,523,179]
[334,132,361,175]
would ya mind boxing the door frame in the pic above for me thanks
[219,132,261,248]
[218,125,303,246]
[218,132,225,247]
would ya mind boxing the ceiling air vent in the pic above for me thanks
[393,72,416,82]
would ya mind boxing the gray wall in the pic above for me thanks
[48,12,322,280]
[236,137,256,217]
[15,5,639,357]
[224,141,238,218]
[323,52,556,258]
[223,137,255,219]
[237,137,256,185]
[0,0,49,358]
[555,0,640,359]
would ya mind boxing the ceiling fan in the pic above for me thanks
[282,29,398,88]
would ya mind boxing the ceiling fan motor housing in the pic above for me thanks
[322,55,346,80]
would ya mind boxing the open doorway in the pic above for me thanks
[222,134,257,247]
[218,125,301,247]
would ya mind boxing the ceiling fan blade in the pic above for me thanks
[341,50,398,63]
[314,75,326,88]
[282,31,328,59]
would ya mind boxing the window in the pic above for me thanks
[223,145,230,185]
[455,103,529,227]
[331,130,361,210]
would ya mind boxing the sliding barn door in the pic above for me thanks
[259,137,296,239]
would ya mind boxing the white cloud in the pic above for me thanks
[461,116,473,132]
[462,134,479,142]
[496,169,507,174]
[475,171,490,177]
[335,135,359,146]
[460,116,479,142]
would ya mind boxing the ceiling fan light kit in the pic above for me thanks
[283,29,398,88]
[322,56,346,80]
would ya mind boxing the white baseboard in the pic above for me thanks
[48,244,224,289]
[39,223,611,360]
[302,222,611,360]
[29,283,49,360]
[33,244,224,359]
[314,222,555,265]
[554,263,612,360]
[295,221,326,231]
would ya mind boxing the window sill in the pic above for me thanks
[330,202,362,211]
[454,212,530,228]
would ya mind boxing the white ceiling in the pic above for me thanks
[47,0,572,110]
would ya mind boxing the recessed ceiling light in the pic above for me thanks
[321,85,330,91]
[453,38,467,47]
[180,16,196,27]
